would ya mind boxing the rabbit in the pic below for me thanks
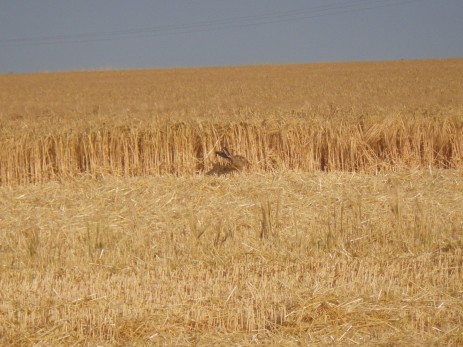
[206,147,249,176]
[215,147,249,170]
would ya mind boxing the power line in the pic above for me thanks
[0,0,420,47]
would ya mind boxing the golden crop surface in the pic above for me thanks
[0,59,462,345]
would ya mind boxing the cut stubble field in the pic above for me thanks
[0,59,462,345]
[1,171,462,345]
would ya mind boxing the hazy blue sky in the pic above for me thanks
[0,0,462,73]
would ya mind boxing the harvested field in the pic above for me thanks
[0,59,462,345]
[1,172,462,345]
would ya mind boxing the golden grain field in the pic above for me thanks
[0,59,462,345]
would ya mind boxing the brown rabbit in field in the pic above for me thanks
[206,147,249,176]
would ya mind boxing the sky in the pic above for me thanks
[0,0,462,73]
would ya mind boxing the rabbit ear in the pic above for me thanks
[222,147,231,157]
[220,147,233,159]
[216,148,233,160]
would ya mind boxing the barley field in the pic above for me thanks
[0,59,462,345]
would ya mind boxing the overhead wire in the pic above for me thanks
[0,0,420,47]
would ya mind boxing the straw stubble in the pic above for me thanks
[1,59,462,345]
[0,172,462,345]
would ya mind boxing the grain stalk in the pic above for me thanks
[259,192,282,240]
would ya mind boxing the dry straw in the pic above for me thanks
[1,113,462,185]
[1,171,462,345]
[1,59,463,345]
[2,58,462,185]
